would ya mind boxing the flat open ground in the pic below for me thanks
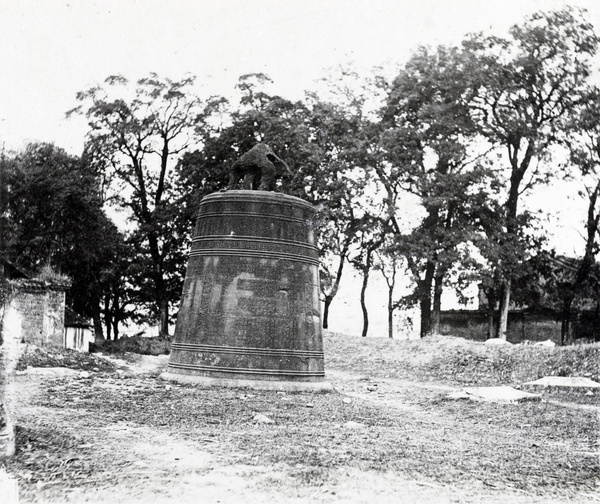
[4,332,599,503]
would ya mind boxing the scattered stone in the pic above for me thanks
[533,340,556,347]
[164,385,172,391]
[23,367,80,377]
[78,371,91,379]
[449,386,541,403]
[448,390,471,400]
[524,376,600,388]
[585,391,594,396]
[0,468,19,504]
[253,413,275,424]
[305,403,314,408]
[484,338,512,346]
[343,421,365,429]
[342,398,352,404]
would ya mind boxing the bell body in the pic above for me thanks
[163,190,329,390]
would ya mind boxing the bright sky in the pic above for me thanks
[0,0,598,261]
[1,0,599,155]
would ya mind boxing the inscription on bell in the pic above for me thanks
[237,296,291,317]
[237,278,277,292]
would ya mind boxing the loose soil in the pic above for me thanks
[3,333,599,503]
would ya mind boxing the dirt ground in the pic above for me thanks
[4,342,599,504]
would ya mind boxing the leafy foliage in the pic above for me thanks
[3,143,123,336]
[68,74,216,335]
[462,7,599,336]
[380,44,495,336]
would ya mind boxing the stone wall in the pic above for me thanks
[439,309,600,344]
[438,310,563,344]
[0,279,15,459]
[5,279,68,347]
[1,279,68,458]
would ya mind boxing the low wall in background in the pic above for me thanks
[439,310,599,344]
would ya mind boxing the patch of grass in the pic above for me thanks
[324,332,600,385]
[34,264,70,285]
[16,345,117,372]
[93,335,170,356]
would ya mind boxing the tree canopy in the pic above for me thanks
[3,142,124,338]
[67,74,218,336]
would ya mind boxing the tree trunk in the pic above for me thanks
[158,298,169,337]
[112,293,121,340]
[594,302,600,341]
[419,261,436,337]
[561,297,573,346]
[495,142,531,341]
[146,223,169,337]
[497,279,511,340]
[487,308,495,339]
[360,267,370,337]
[420,298,432,338]
[92,311,104,341]
[380,259,397,339]
[322,295,333,330]
[104,294,112,341]
[431,267,445,334]
[387,283,394,339]
[320,244,349,329]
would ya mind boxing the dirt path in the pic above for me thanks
[9,357,599,504]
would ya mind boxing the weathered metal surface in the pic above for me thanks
[165,190,326,386]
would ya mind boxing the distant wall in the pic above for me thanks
[1,280,16,458]
[5,279,68,348]
[65,326,94,352]
[438,310,573,344]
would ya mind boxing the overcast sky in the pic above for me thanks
[1,0,599,154]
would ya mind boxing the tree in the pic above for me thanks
[309,68,396,331]
[381,44,494,337]
[463,7,599,338]
[306,98,372,329]
[348,216,385,337]
[558,87,600,342]
[69,74,216,336]
[373,249,400,339]
[97,230,137,341]
[317,193,356,330]
[4,142,123,338]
